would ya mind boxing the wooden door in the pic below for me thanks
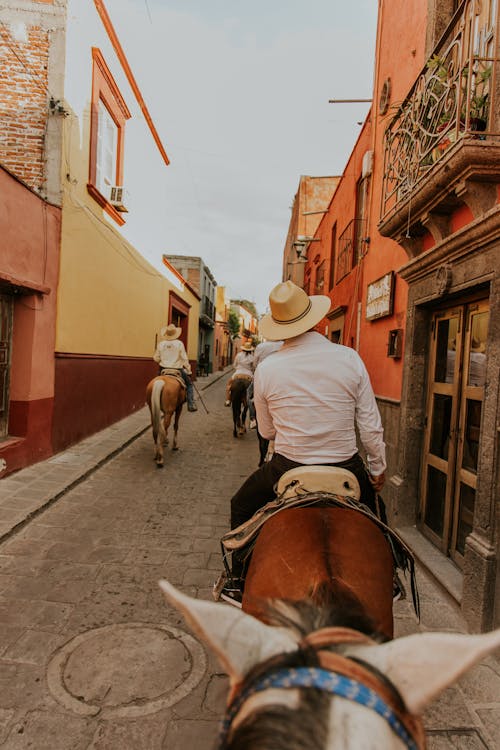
[0,295,13,438]
[420,300,489,566]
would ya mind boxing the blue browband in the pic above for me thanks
[219,666,419,750]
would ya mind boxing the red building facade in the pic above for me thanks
[293,0,500,631]
[0,167,61,475]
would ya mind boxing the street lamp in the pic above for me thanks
[292,236,321,261]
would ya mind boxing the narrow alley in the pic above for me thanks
[0,373,498,749]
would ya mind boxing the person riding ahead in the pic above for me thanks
[224,341,255,406]
[220,281,386,606]
[153,324,198,412]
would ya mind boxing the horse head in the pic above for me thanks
[160,580,500,749]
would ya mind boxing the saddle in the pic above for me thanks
[221,466,420,618]
[160,368,186,391]
[222,466,361,551]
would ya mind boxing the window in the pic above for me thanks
[315,260,325,294]
[96,100,118,197]
[353,177,369,265]
[88,48,131,225]
[328,223,337,290]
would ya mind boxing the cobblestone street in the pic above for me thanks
[0,373,499,749]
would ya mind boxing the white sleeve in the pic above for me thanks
[180,343,191,372]
[254,368,275,440]
[355,361,386,476]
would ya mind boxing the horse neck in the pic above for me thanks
[327,700,406,750]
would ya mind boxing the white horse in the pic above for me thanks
[160,580,500,749]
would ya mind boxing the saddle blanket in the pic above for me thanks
[160,369,186,390]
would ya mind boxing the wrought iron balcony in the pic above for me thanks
[200,295,215,327]
[379,0,499,240]
[336,218,367,282]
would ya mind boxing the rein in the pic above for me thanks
[219,628,426,750]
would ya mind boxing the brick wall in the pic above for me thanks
[0,21,50,192]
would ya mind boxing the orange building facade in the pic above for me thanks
[293,0,500,631]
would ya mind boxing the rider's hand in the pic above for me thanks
[369,472,385,492]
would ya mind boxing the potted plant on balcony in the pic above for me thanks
[462,65,491,133]
[469,92,489,132]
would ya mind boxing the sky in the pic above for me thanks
[105,0,378,314]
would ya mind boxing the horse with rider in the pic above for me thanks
[146,323,197,467]
[159,282,500,748]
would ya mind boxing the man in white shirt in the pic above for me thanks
[221,281,386,603]
[224,341,255,405]
[153,324,197,411]
[247,339,283,437]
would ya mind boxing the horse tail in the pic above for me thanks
[151,378,164,442]
[231,380,242,423]
[231,378,247,430]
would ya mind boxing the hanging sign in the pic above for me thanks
[366,271,394,321]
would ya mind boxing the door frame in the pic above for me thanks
[419,297,489,564]
[0,293,14,438]
[419,306,463,552]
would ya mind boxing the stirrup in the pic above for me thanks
[213,571,227,601]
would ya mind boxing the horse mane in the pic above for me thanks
[225,582,387,750]
[260,580,386,641]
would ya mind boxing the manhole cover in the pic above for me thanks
[47,623,206,718]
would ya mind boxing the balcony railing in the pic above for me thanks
[201,296,215,321]
[380,0,499,222]
[336,218,367,283]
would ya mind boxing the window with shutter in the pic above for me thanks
[88,48,130,225]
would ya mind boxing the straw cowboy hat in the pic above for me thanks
[241,341,254,351]
[259,281,331,340]
[160,323,182,340]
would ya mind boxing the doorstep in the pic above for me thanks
[396,525,463,605]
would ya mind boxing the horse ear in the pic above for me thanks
[354,629,500,715]
[159,581,298,684]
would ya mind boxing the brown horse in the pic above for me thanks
[160,468,500,749]
[146,374,186,467]
[231,377,249,438]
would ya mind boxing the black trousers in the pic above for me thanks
[230,451,381,578]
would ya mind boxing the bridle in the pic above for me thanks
[218,627,426,749]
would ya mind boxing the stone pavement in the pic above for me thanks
[0,370,498,749]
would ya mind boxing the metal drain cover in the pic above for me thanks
[47,622,206,718]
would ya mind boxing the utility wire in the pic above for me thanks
[144,0,153,24]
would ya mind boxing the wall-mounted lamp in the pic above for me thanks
[292,236,321,261]
[292,242,307,260]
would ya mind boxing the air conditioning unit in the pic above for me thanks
[109,185,128,212]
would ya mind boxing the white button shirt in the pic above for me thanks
[233,351,254,378]
[254,331,386,475]
[154,339,191,373]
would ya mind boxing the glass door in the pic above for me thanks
[420,308,463,552]
[450,301,489,564]
[420,300,489,565]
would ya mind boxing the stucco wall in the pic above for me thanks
[0,166,61,475]
[49,0,199,450]
[57,199,181,358]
